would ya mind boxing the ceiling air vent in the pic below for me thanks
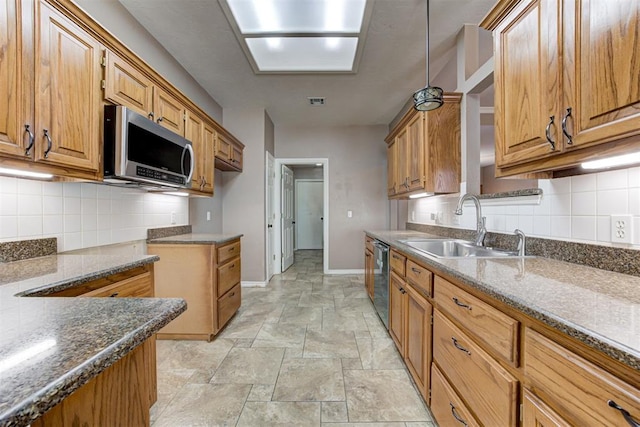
[308,97,326,106]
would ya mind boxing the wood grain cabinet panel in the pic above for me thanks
[390,250,406,276]
[433,310,518,427]
[522,388,571,427]
[389,271,406,354]
[103,50,153,117]
[0,0,27,159]
[185,110,205,189]
[434,276,519,364]
[484,0,640,177]
[404,283,432,401]
[524,328,640,427]
[35,0,101,172]
[217,240,241,264]
[202,122,216,193]
[153,86,185,135]
[405,259,432,298]
[214,129,244,171]
[218,283,241,328]
[364,248,374,301]
[386,140,397,196]
[217,257,241,298]
[430,363,481,427]
[79,272,152,298]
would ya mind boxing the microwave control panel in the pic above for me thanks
[136,166,185,185]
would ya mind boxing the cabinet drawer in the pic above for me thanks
[217,240,240,264]
[80,272,152,298]
[390,250,406,276]
[524,328,640,427]
[434,276,519,364]
[433,310,518,427]
[406,259,432,297]
[218,283,241,329]
[217,258,240,297]
[431,363,480,427]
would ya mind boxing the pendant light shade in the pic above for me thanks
[413,0,443,111]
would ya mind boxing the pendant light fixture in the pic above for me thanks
[413,0,443,111]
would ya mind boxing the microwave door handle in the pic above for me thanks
[183,143,195,184]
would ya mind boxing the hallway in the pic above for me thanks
[152,250,435,426]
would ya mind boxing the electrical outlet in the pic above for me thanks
[347,210,353,218]
[170,211,176,224]
[206,211,211,221]
[411,211,416,221]
[611,215,633,243]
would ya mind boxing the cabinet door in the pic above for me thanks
[153,86,185,135]
[522,389,571,427]
[215,130,231,162]
[389,271,406,355]
[230,142,243,170]
[395,129,408,193]
[185,110,204,189]
[0,0,29,158]
[202,122,215,192]
[407,112,424,192]
[386,141,397,196]
[364,249,374,301]
[564,0,640,149]
[494,0,560,167]
[104,50,153,118]
[36,0,101,172]
[404,284,431,401]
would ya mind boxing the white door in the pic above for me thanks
[281,165,295,271]
[295,180,324,249]
[266,153,275,281]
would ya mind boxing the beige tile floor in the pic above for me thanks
[152,250,436,426]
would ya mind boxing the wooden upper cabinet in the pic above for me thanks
[0,0,27,159]
[214,131,231,162]
[185,110,205,189]
[493,0,560,168]
[35,0,101,172]
[214,129,244,171]
[386,94,461,199]
[202,122,215,193]
[230,142,243,170]
[103,50,153,118]
[483,0,640,177]
[565,0,640,149]
[153,86,185,135]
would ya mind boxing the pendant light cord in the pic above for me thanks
[426,0,430,86]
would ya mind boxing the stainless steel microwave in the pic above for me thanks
[103,105,194,189]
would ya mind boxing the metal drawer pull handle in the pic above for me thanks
[450,403,468,426]
[43,129,52,158]
[230,292,235,297]
[148,112,154,119]
[452,337,471,355]
[109,292,119,297]
[562,107,573,145]
[545,115,556,150]
[411,267,421,274]
[392,254,401,260]
[608,400,640,427]
[24,124,35,156]
[452,297,471,310]
[157,117,164,123]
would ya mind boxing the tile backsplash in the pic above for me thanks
[409,167,640,249]
[0,177,189,252]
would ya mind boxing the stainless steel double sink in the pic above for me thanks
[399,238,521,258]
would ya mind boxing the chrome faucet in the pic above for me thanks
[514,229,526,256]
[454,193,486,246]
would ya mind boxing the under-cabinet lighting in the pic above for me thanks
[409,192,434,199]
[0,339,56,374]
[315,163,323,167]
[163,191,189,197]
[0,167,53,180]
[582,152,640,170]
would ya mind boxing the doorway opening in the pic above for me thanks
[268,157,329,279]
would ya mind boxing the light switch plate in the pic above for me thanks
[611,214,633,243]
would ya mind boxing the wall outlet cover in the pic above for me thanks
[611,214,633,244]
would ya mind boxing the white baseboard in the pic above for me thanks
[324,269,365,275]
[241,281,267,288]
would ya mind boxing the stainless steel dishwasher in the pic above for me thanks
[372,240,390,328]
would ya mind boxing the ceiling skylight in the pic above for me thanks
[220,0,371,73]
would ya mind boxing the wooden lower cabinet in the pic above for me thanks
[430,363,480,427]
[404,284,432,401]
[33,334,154,427]
[389,271,406,353]
[364,248,374,301]
[433,309,518,426]
[522,389,571,427]
[148,238,242,341]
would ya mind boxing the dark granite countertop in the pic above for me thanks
[0,251,186,426]
[366,230,640,371]
[147,233,243,245]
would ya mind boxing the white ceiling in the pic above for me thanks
[118,0,497,127]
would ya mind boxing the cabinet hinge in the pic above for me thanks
[100,79,106,89]
[100,55,106,67]
[183,112,187,120]
[519,403,523,422]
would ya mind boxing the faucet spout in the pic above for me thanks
[454,193,486,246]
[514,229,526,256]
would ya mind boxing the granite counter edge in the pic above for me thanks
[1,298,187,427]
[365,230,640,371]
[147,234,243,245]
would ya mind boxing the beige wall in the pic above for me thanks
[75,0,222,120]
[222,108,268,282]
[276,125,388,270]
[190,170,224,233]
